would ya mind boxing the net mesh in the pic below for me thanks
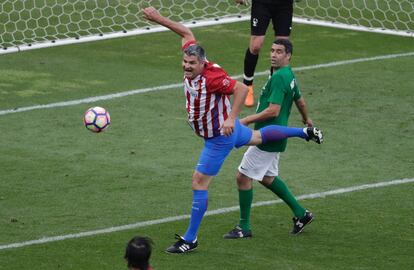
[0,0,412,50]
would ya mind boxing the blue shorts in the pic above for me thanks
[196,119,253,176]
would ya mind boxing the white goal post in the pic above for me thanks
[1,0,413,55]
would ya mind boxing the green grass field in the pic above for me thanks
[0,20,413,269]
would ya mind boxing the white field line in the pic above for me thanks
[1,52,413,116]
[0,178,413,251]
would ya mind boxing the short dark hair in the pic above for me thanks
[183,44,206,62]
[124,236,153,270]
[273,39,293,55]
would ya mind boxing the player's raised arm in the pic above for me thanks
[143,7,195,46]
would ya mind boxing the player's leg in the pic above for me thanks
[245,36,265,81]
[244,1,271,107]
[224,146,277,239]
[248,126,323,145]
[261,175,305,218]
[261,175,314,235]
[165,171,212,254]
[223,172,254,239]
[268,0,293,75]
[183,171,212,242]
[236,172,253,232]
[166,136,233,254]
[244,35,264,107]
[271,0,293,40]
[232,118,323,146]
[258,153,308,230]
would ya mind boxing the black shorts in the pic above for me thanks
[250,0,293,36]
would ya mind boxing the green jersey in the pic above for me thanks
[255,65,301,152]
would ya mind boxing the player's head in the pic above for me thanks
[182,44,206,78]
[271,39,293,69]
[274,38,293,55]
[124,236,153,270]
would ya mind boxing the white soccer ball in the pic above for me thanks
[83,106,111,133]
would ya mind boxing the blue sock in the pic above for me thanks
[260,125,306,144]
[183,190,208,242]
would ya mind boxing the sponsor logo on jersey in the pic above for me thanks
[290,79,296,89]
[222,78,230,87]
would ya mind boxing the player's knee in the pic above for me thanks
[192,171,211,190]
[260,176,274,187]
[250,36,265,54]
[236,172,252,190]
[192,172,203,186]
[247,130,262,145]
[249,45,262,55]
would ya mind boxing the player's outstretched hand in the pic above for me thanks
[143,7,162,22]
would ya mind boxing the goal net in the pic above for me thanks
[1,0,413,55]
[294,0,413,37]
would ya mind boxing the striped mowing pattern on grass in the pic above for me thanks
[0,178,413,251]
[0,51,413,116]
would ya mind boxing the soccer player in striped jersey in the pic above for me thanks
[143,7,323,254]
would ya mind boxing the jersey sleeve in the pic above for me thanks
[292,78,302,101]
[267,74,286,105]
[205,66,237,94]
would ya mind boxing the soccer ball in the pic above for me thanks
[83,106,110,133]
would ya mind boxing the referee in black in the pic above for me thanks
[236,0,294,107]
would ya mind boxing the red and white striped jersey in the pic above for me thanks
[182,40,236,138]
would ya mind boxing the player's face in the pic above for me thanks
[270,44,290,68]
[182,54,204,78]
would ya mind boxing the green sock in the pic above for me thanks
[238,189,253,231]
[268,177,306,218]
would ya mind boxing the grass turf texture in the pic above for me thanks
[0,184,413,269]
[0,22,413,269]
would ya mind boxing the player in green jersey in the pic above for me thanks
[224,39,318,238]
